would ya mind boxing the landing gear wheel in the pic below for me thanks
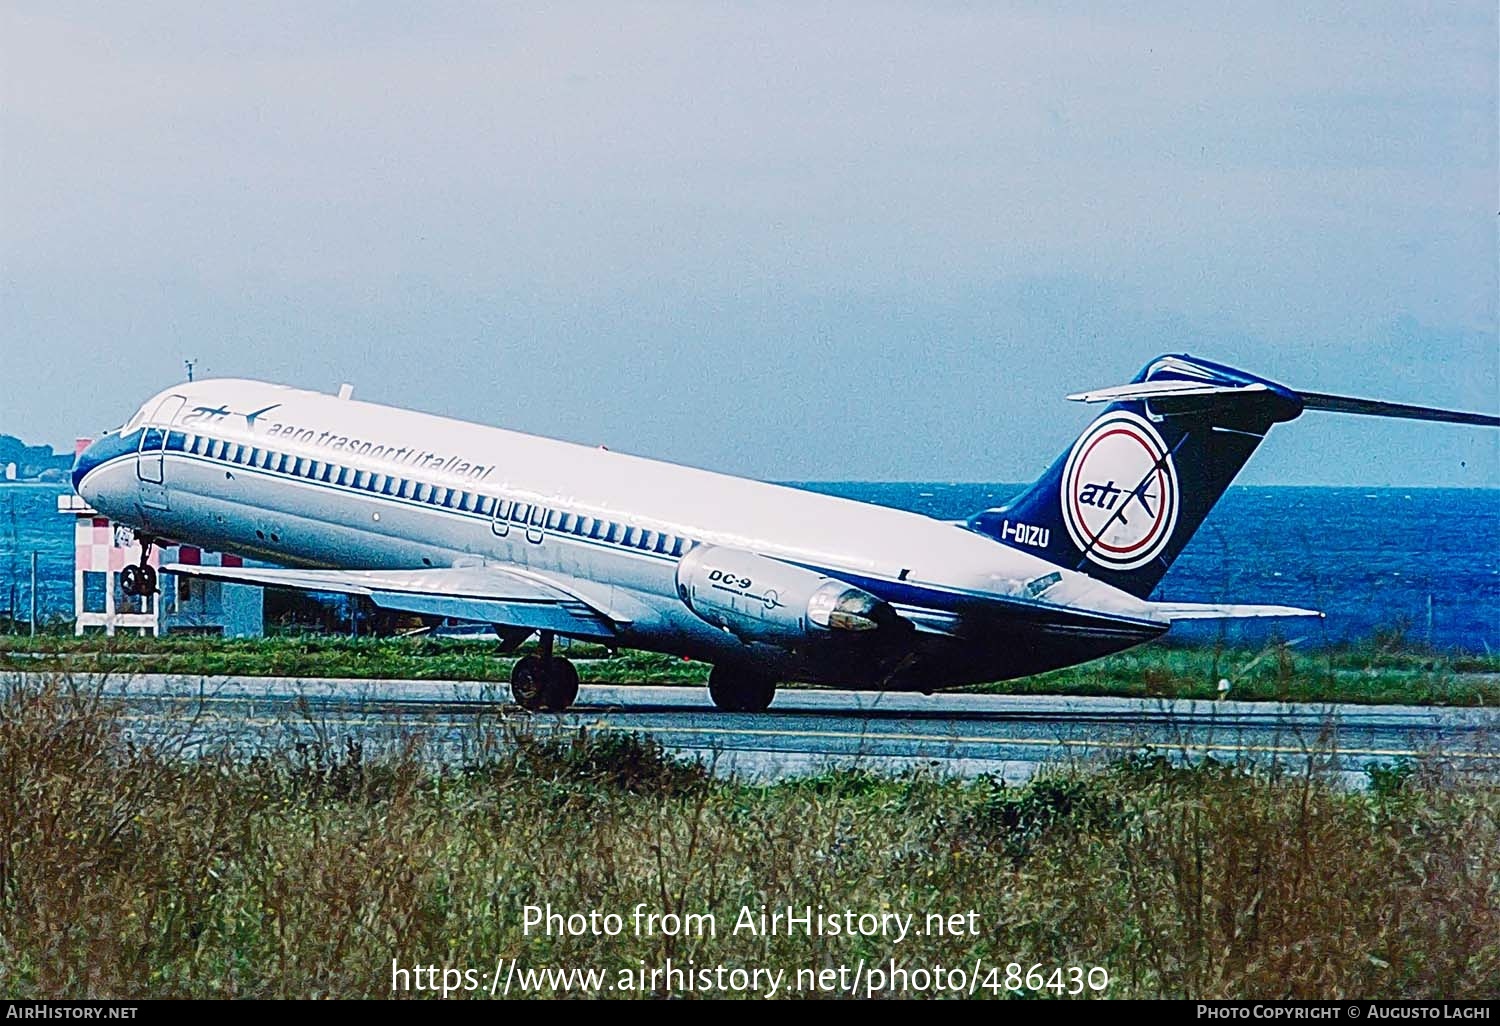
[120,563,157,597]
[707,665,777,713]
[120,536,158,596]
[510,654,579,712]
[549,658,580,711]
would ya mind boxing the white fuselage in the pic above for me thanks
[75,379,1158,686]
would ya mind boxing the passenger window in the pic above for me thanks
[545,510,561,530]
[479,496,496,516]
[511,502,530,523]
[494,498,510,519]
[530,506,546,527]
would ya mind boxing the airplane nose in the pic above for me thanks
[72,440,101,498]
[72,434,123,504]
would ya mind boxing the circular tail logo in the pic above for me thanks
[1060,411,1179,571]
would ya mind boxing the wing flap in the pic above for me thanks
[161,563,620,638]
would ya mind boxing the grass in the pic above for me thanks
[1,632,1496,705]
[1,674,1497,999]
[1004,635,1500,705]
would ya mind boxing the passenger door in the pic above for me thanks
[136,394,186,511]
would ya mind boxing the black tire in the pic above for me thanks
[120,564,143,597]
[140,564,158,595]
[510,655,579,712]
[548,658,580,712]
[510,654,548,710]
[707,665,777,713]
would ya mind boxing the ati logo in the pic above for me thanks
[1060,410,1179,571]
[181,403,281,428]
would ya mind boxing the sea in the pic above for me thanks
[2,481,1496,651]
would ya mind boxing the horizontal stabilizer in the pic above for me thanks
[1148,601,1324,622]
[1298,391,1500,427]
[162,563,620,638]
[1066,380,1269,404]
[1067,375,1499,427]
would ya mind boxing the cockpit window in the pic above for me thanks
[123,405,151,432]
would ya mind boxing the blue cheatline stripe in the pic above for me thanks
[77,425,1095,626]
[74,427,690,568]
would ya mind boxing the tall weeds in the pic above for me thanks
[0,674,1495,998]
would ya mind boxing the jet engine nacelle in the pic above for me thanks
[675,545,896,643]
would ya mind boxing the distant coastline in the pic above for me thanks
[0,435,70,483]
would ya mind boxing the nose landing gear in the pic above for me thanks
[119,537,158,597]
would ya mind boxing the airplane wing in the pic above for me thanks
[891,590,1320,639]
[160,563,621,639]
[1145,601,1324,621]
[892,594,1170,643]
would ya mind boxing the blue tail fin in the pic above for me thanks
[968,354,1304,599]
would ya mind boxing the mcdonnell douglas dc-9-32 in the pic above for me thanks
[72,354,1499,712]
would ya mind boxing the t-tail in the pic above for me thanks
[968,353,1499,599]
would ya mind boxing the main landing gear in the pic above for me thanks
[510,631,579,712]
[707,664,778,713]
[119,536,158,597]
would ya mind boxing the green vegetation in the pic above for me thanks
[1,675,1496,999]
[1,632,1496,705]
[1005,636,1500,705]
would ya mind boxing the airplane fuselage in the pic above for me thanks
[74,379,1167,688]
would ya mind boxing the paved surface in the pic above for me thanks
[32,672,1499,783]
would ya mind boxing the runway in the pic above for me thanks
[39,672,1500,784]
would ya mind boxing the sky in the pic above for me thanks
[2,2,1496,486]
